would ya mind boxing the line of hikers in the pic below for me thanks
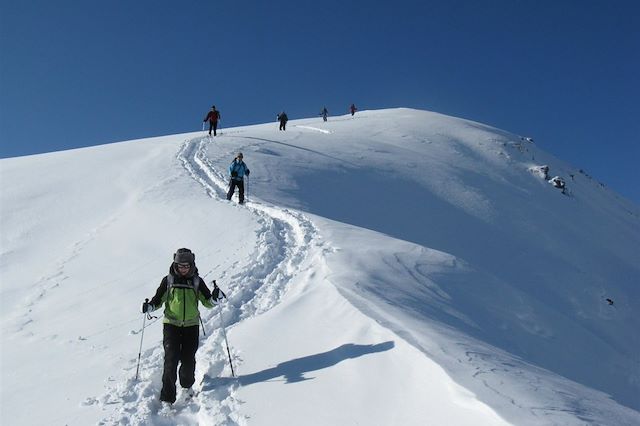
[142,102,360,410]
[203,103,359,206]
[202,103,358,135]
[139,153,248,408]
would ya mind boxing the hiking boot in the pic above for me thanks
[179,386,195,402]
[159,401,174,416]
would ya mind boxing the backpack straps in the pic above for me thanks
[193,276,201,294]
[166,273,200,294]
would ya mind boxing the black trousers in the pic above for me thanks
[279,121,287,130]
[160,324,199,403]
[227,178,245,203]
[209,121,218,136]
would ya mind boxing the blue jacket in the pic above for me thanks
[229,159,250,180]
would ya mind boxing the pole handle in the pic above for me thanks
[211,279,228,299]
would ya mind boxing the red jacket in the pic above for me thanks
[204,110,220,123]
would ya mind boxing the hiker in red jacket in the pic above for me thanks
[203,106,221,136]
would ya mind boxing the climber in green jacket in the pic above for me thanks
[142,248,222,405]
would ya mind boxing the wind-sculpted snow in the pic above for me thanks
[317,222,640,425]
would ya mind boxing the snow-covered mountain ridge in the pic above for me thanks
[1,108,638,425]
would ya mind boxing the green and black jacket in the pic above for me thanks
[149,265,216,327]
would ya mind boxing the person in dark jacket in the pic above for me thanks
[203,106,221,136]
[349,103,357,116]
[226,152,250,204]
[142,248,222,406]
[320,107,328,122]
[277,111,288,131]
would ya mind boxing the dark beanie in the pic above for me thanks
[174,248,195,265]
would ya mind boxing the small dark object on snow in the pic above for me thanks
[549,176,567,194]
[550,176,565,189]
[539,165,549,180]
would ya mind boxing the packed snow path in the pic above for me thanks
[98,135,320,425]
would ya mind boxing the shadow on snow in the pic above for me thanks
[202,341,394,389]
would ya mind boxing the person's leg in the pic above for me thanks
[178,325,200,389]
[160,324,180,403]
[213,121,218,136]
[227,179,237,200]
[209,122,213,135]
[238,180,245,204]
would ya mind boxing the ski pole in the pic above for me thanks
[199,316,207,337]
[135,299,149,380]
[245,175,249,203]
[218,299,235,377]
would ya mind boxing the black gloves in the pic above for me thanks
[212,286,223,302]
[211,281,227,302]
[141,300,153,313]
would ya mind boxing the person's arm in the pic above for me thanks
[147,277,168,311]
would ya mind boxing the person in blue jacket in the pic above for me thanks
[226,152,250,204]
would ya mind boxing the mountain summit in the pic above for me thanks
[1,108,638,425]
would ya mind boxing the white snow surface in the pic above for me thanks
[1,108,639,425]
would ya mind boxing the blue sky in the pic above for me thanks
[1,0,638,203]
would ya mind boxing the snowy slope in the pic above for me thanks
[1,108,638,425]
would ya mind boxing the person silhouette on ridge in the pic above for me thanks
[203,105,221,136]
[277,111,288,131]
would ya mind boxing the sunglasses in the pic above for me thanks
[176,263,191,269]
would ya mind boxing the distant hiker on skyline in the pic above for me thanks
[227,152,250,204]
[349,103,357,116]
[320,107,328,122]
[203,105,221,136]
[141,248,222,407]
[277,111,288,131]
